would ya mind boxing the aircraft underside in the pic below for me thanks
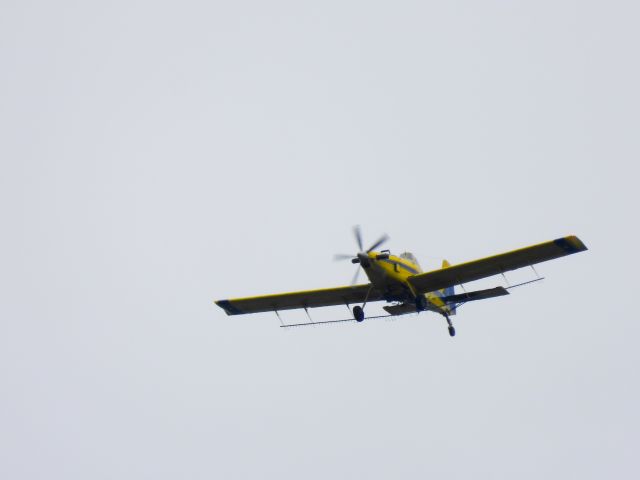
[360,263,457,335]
[215,226,587,339]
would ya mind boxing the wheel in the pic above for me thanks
[448,326,456,337]
[353,305,365,322]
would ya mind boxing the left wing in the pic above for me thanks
[216,284,383,316]
[408,235,587,294]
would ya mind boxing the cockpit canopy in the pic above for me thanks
[399,252,421,271]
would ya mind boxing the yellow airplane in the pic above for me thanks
[215,227,587,336]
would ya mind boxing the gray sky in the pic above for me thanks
[1,1,639,478]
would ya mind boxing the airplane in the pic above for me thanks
[215,227,587,336]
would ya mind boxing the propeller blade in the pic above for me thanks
[350,266,361,285]
[353,225,364,252]
[333,254,354,261]
[367,233,389,253]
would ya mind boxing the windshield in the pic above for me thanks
[399,252,421,271]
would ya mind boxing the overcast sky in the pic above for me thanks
[1,1,639,479]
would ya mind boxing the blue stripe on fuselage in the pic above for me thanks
[379,259,420,275]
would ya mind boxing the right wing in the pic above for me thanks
[408,235,587,294]
[216,284,383,316]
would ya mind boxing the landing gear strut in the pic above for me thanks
[353,305,365,322]
[444,314,455,337]
[415,295,427,312]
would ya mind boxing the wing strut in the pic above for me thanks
[274,309,284,326]
[531,264,541,279]
[362,284,375,309]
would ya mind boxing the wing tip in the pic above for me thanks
[557,235,588,253]
[215,300,243,315]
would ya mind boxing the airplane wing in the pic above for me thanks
[408,235,587,294]
[216,284,383,316]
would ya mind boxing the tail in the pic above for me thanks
[441,260,456,315]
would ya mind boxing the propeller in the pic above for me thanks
[366,232,390,253]
[354,225,364,252]
[334,226,390,285]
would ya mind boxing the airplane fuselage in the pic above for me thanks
[360,251,420,292]
[359,251,451,313]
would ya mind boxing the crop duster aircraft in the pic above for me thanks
[215,228,587,336]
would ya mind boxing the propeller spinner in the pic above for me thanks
[334,226,389,285]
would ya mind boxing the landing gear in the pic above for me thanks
[415,295,427,312]
[444,314,455,337]
[353,305,365,322]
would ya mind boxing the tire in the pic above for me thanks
[353,305,365,322]
[448,326,456,337]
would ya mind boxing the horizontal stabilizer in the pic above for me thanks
[383,303,417,316]
[440,286,509,305]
